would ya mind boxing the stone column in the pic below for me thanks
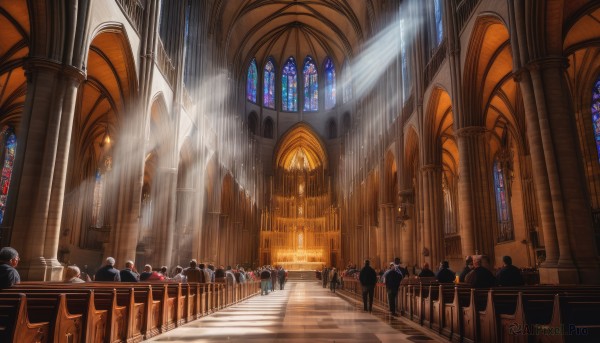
[456,127,495,259]
[385,205,395,261]
[421,164,444,268]
[10,58,84,281]
[378,205,387,264]
[528,58,599,283]
[150,167,177,268]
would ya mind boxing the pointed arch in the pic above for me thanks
[282,56,297,111]
[324,57,336,109]
[263,57,276,108]
[246,58,258,103]
[303,56,318,111]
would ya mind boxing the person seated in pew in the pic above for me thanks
[140,264,165,281]
[64,265,85,283]
[120,260,139,282]
[159,266,170,280]
[459,256,474,282]
[418,262,435,277]
[95,257,121,281]
[0,246,20,288]
[172,266,186,282]
[465,255,498,288]
[496,255,524,286]
[183,259,203,283]
[436,261,456,283]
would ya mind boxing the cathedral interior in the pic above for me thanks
[1,0,600,286]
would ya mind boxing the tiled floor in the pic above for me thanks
[147,281,440,342]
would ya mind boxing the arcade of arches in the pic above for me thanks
[1,0,600,285]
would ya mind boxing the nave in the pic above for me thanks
[147,281,437,343]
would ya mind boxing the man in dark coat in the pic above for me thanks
[260,268,271,295]
[0,247,20,288]
[418,262,435,277]
[436,261,456,283]
[496,256,524,286]
[95,257,121,281]
[383,258,403,316]
[359,259,378,312]
[120,260,139,282]
[278,267,286,290]
[465,255,498,288]
[459,256,474,282]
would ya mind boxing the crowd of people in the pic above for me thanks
[351,254,526,316]
[0,246,291,290]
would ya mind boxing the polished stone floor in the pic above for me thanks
[147,281,440,342]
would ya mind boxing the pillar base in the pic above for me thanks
[18,257,64,281]
[538,265,579,284]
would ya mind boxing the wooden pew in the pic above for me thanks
[0,293,50,343]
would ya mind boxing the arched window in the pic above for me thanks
[324,57,336,110]
[400,18,411,102]
[592,75,600,162]
[248,112,258,135]
[303,56,318,111]
[263,58,276,109]
[442,174,456,235]
[264,117,274,139]
[91,169,105,228]
[0,127,16,224]
[282,57,298,111]
[328,119,337,139]
[342,61,353,104]
[246,58,258,103]
[493,156,513,242]
[434,0,444,45]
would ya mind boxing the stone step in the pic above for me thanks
[285,270,317,281]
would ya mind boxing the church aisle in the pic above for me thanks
[147,281,439,342]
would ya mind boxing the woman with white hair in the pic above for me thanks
[64,265,85,283]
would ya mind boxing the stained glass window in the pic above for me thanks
[282,57,298,111]
[263,58,275,108]
[434,0,444,45]
[91,169,104,228]
[400,19,410,102]
[247,58,258,103]
[324,57,336,110]
[442,174,456,235]
[303,56,318,111]
[342,61,352,103]
[0,127,16,224]
[592,76,600,162]
[494,157,513,242]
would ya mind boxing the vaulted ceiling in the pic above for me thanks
[211,0,379,75]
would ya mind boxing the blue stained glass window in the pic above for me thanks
[324,57,336,110]
[247,59,258,103]
[303,56,318,111]
[263,59,275,109]
[494,158,513,242]
[434,0,444,45]
[282,57,298,112]
[0,127,16,224]
[592,77,600,162]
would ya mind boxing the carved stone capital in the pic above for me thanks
[526,56,569,71]
[454,126,487,138]
[24,57,86,83]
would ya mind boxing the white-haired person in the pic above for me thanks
[64,265,85,283]
[95,257,121,281]
[0,247,20,288]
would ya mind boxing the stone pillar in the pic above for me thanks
[456,127,495,260]
[385,205,395,262]
[421,164,444,268]
[528,58,599,283]
[378,205,387,263]
[10,58,84,281]
[150,167,177,268]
